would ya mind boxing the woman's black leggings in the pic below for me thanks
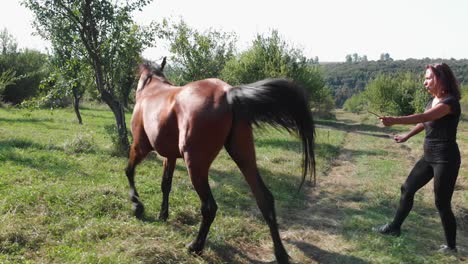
[391,158,460,248]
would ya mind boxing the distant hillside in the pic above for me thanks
[321,58,468,107]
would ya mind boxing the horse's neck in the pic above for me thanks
[136,75,148,92]
[136,79,177,101]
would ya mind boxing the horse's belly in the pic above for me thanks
[146,128,181,158]
[155,138,181,158]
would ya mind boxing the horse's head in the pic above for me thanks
[136,57,169,93]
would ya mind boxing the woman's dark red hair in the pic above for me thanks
[426,63,461,100]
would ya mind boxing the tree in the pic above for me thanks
[60,58,90,124]
[362,72,422,115]
[221,30,333,114]
[0,70,18,99]
[159,19,237,84]
[43,15,93,124]
[345,53,367,63]
[0,29,48,104]
[221,30,294,84]
[0,48,48,104]
[343,91,367,113]
[0,28,18,55]
[352,53,359,63]
[314,56,320,64]
[0,29,19,98]
[24,0,153,153]
[379,53,393,62]
[36,56,93,124]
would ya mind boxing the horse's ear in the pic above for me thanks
[161,57,167,71]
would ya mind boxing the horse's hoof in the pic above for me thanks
[133,203,145,219]
[275,253,291,264]
[187,241,203,255]
[158,212,168,221]
[277,257,290,264]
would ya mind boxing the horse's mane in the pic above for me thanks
[138,58,171,86]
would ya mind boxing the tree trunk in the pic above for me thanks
[112,101,130,156]
[121,75,135,109]
[93,61,130,156]
[101,90,130,156]
[72,87,83,125]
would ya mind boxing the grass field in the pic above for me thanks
[0,105,466,263]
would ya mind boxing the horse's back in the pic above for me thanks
[178,78,232,106]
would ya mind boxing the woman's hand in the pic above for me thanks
[393,134,408,143]
[379,116,396,126]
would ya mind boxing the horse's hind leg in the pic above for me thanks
[125,137,152,219]
[225,122,289,264]
[184,157,218,254]
[158,158,176,221]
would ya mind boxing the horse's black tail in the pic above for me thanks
[226,78,316,190]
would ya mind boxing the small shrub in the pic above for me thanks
[343,92,368,113]
[63,133,96,154]
[104,125,130,157]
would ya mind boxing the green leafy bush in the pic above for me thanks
[343,92,368,113]
[345,72,424,116]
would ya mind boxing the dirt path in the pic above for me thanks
[242,111,467,263]
[244,113,371,263]
[246,112,417,263]
[282,134,358,264]
[280,118,368,264]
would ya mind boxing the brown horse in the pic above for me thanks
[125,58,315,264]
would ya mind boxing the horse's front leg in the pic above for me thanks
[159,158,176,221]
[126,143,151,219]
[125,165,144,219]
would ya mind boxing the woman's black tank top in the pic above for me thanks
[423,96,461,163]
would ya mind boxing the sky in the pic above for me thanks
[1,0,468,62]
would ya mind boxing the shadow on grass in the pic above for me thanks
[316,119,394,138]
[0,138,62,151]
[205,242,276,264]
[320,145,385,161]
[0,138,95,178]
[0,117,69,132]
[209,166,308,213]
[301,186,468,261]
[0,150,80,179]
[287,240,370,264]
[253,121,392,161]
[255,137,302,152]
[80,109,114,119]
[0,133,111,157]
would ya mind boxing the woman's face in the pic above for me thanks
[424,68,438,96]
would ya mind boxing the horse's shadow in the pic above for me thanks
[286,240,370,264]
[199,239,370,264]
[204,241,276,264]
[315,118,398,138]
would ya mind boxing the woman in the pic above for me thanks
[375,63,461,253]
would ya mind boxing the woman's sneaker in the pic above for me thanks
[373,223,401,236]
[437,245,457,254]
